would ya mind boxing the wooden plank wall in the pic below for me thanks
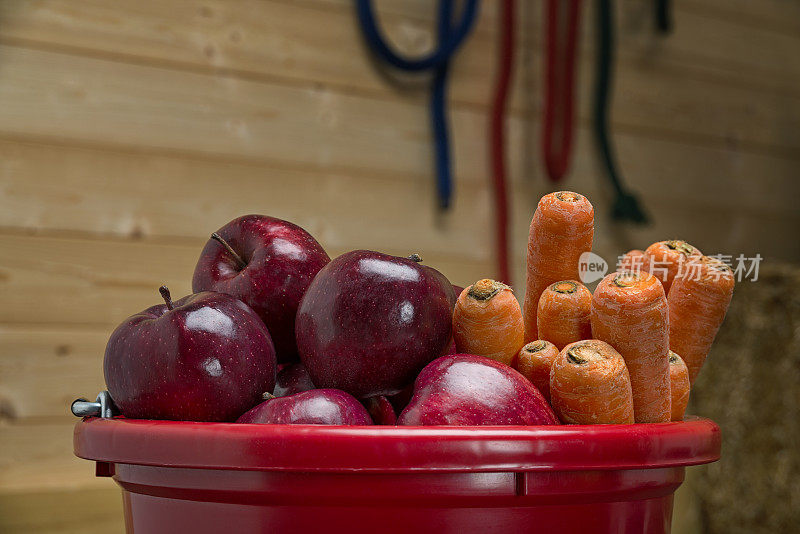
[0,1,797,532]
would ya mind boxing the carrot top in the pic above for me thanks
[565,343,606,365]
[534,192,595,233]
[522,340,550,354]
[598,271,665,307]
[550,280,580,294]
[556,191,581,202]
[665,240,697,256]
[468,278,511,301]
[644,240,703,292]
[686,255,735,284]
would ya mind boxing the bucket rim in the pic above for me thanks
[74,416,720,473]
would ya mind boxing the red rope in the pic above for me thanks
[490,0,515,284]
[543,0,582,182]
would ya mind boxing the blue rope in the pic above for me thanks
[355,0,480,209]
[355,0,479,71]
[432,0,454,208]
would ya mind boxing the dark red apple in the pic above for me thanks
[397,354,560,426]
[104,287,276,422]
[296,250,455,398]
[273,363,315,397]
[192,215,330,363]
[236,389,372,425]
[363,396,397,425]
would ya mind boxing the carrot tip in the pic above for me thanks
[468,279,510,301]
[555,191,582,202]
[664,240,696,256]
[701,256,733,274]
[550,280,578,294]
[566,343,603,365]
[612,272,641,288]
[523,340,549,353]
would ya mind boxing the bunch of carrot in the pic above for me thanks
[452,190,734,425]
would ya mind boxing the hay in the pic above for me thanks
[690,263,800,533]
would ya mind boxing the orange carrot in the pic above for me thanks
[619,249,646,273]
[453,279,525,366]
[591,271,671,423]
[643,240,702,293]
[668,255,735,384]
[549,340,634,424]
[669,351,690,421]
[513,340,560,402]
[536,280,592,350]
[523,191,594,342]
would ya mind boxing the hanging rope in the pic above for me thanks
[593,0,648,223]
[490,0,515,283]
[355,0,479,71]
[542,0,582,182]
[355,0,480,209]
[432,0,454,210]
[655,0,672,33]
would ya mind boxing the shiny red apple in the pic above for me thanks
[296,250,455,398]
[104,287,276,421]
[236,389,372,425]
[397,354,560,426]
[192,215,330,363]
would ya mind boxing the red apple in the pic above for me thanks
[296,250,455,398]
[192,215,330,363]
[273,363,315,397]
[363,396,397,425]
[104,287,276,421]
[397,354,560,426]
[236,389,372,425]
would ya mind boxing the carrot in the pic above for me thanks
[591,271,671,423]
[549,340,634,424]
[619,249,646,273]
[513,340,560,402]
[453,279,525,366]
[668,255,735,384]
[536,280,592,350]
[643,240,702,293]
[669,351,690,421]
[523,191,594,342]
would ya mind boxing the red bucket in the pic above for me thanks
[74,417,720,534]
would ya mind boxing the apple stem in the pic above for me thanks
[210,232,247,269]
[262,392,276,401]
[408,253,422,263]
[159,286,174,310]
